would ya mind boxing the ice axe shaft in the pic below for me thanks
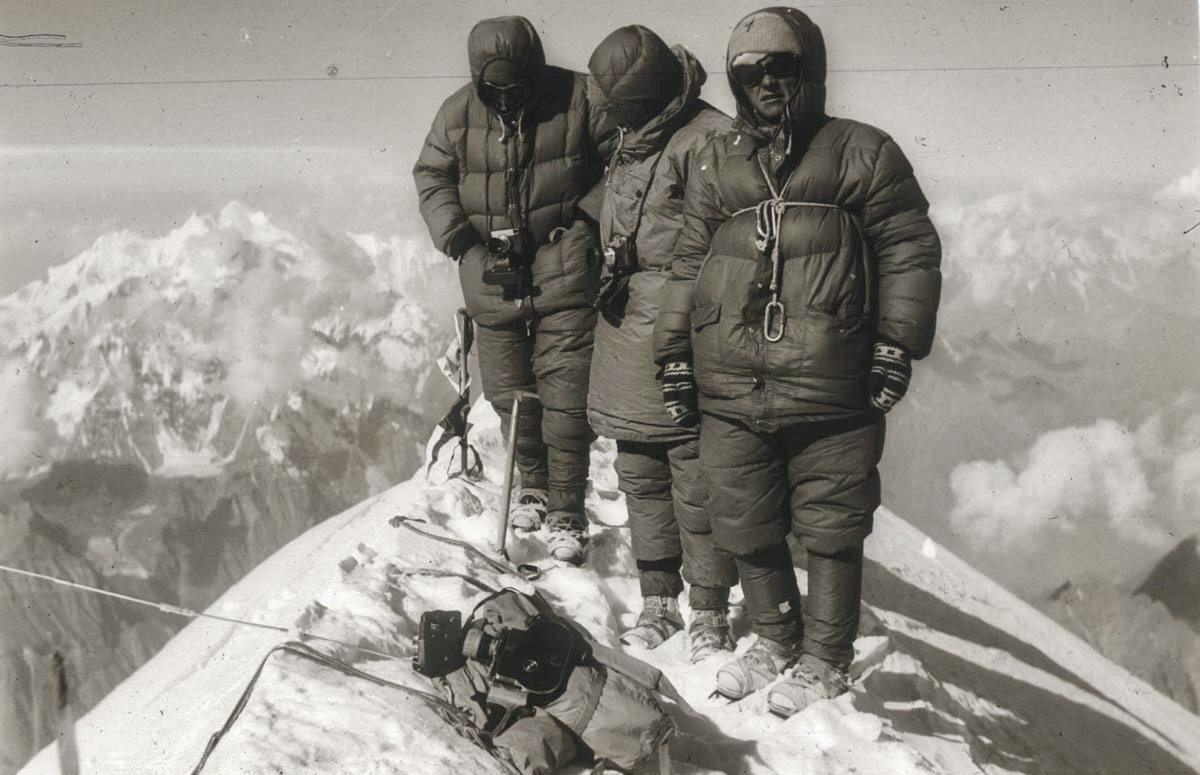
[496,390,538,559]
[456,309,473,476]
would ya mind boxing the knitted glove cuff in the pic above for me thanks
[661,361,698,427]
[870,341,911,413]
[872,341,911,371]
[662,361,695,382]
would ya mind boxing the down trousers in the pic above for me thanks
[475,306,597,527]
[615,437,737,610]
[701,411,885,667]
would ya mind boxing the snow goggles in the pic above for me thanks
[479,80,531,107]
[731,54,804,88]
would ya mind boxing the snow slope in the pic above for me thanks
[20,403,1200,775]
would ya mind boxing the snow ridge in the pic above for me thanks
[19,404,1200,775]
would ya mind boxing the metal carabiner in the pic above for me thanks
[764,299,786,343]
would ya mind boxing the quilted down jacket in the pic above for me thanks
[652,7,941,423]
[413,16,604,327]
[586,36,732,442]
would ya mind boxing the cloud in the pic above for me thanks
[951,419,1157,546]
[0,361,50,473]
[1156,168,1200,203]
[949,400,1200,591]
[881,174,1200,598]
[930,167,1200,345]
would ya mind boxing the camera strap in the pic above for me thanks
[624,148,666,255]
[597,149,667,312]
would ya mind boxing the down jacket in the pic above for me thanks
[413,17,604,327]
[586,42,732,442]
[652,7,941,423]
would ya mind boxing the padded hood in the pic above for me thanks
[588,25,683,113]
[589,36,708,161]
[467,16,546,88]
[725,7,827,140]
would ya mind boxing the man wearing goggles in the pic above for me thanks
[654,7,942,713]
[414,17,604,565]
[477,80,531,117]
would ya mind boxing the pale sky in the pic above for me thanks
[1,0,1197,292]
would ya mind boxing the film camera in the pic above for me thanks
[482,227,533,293]
[413,609,584,698]
[603,234,638,274]
[595,235,639,310]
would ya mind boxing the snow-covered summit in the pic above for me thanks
[0,203,455,479]
[20,403,1200,775]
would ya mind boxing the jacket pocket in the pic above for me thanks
[458,244,521,326]
[801,309,872,379]
[691,303,755,399]
[532,220,602,309]
[690,302,722,370]
[691,302,721,333]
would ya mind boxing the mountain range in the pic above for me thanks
[0,203,459,773]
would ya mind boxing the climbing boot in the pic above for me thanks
[688,608,734,663]
[766,652,851,717]
[620,596,684,649]
[546,516,588,566]
[714,636,798,700]
[509,487,549,532]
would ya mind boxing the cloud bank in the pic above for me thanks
[949,395,1200,592]
[888,168,1200,596]
[0,362,49,474]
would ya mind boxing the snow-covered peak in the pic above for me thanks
[0,205,457,477]
[0,202,311,345]
[20,404,1200,775]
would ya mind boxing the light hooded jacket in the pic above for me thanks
[652,7,942,424]
[586,42,732,442]
[413,17,604,327]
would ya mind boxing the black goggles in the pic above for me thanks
[731,54,804,88]
[479,81,530,106]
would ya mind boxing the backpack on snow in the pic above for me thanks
[422,588,678,773]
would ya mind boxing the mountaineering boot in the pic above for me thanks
[546,515,588,566]
[687,608,734,663]
[766,652,851,717]
[620,596,684,649]
[714,636,798,700]
[509,487,549,532]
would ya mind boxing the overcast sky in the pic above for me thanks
[1,0,1197,292]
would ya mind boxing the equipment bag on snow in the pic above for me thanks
[415,588,675,774]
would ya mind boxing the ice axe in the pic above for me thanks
[496,390,540,560]
[428,309,483,480]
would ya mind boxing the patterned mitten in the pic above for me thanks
[868,341,912,413]
[661,361,699,428]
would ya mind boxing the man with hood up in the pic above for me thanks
[653,7,941,712]
[414,17,604,564]
[584,26,739,663]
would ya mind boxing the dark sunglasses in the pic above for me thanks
[479,81,530,105]
[731,54,804,88]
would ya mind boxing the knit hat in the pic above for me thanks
[726,9,805,63]
[588,26,682,111]
[724,7,828,133]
